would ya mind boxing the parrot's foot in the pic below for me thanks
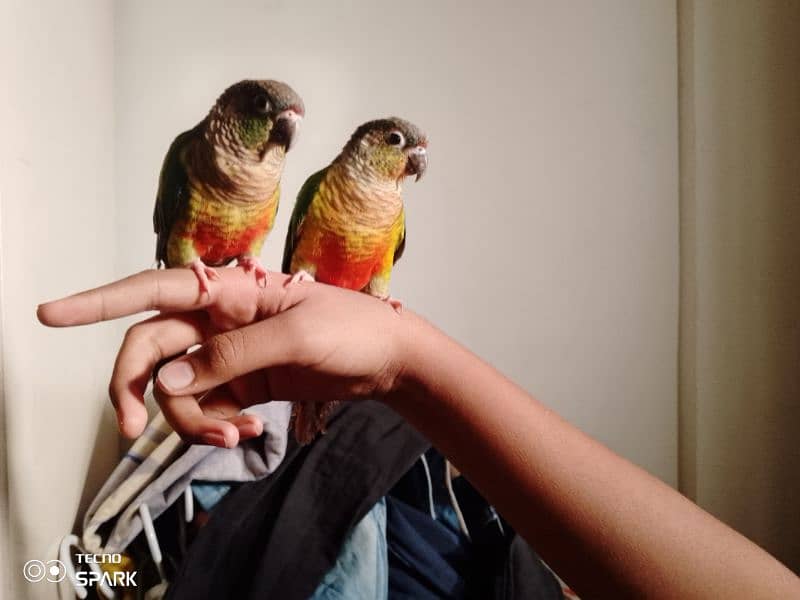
[190,259,220,296]
[381,296,404,314]
[238,256,269,287]
[287,270,315,286]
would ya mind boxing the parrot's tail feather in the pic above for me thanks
[291,401,339,445]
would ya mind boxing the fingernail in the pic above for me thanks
[238,421,262,438]
[158,360,195,390]
[203,432,227,447]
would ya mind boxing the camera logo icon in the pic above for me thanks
[23,559,67,583]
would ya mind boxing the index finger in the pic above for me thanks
[37,269,214,327]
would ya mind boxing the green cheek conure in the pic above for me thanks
[153,79,304,293]
[282,117,428,443]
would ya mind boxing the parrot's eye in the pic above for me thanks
[253,94,270,114]
[387,131,404,147]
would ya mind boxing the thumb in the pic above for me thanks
[156,313,298,396]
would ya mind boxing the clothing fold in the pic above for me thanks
[82,396,291,554]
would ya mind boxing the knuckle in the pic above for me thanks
[97,292,110,323]
[150,276,163,311]
[123,322,161,364]
[123,322,148,346]
[282,313,313,359]
[205,330,245,373]
[154,394,199,442]
[123,321,153,347]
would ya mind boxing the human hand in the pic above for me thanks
[37,268,411,447]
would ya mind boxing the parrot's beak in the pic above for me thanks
[405,146,428,182]
[271,109,303,151]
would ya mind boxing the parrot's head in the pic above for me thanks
[209,79,305,155]
[341,117,428,185]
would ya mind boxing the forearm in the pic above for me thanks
[386,312,800,599]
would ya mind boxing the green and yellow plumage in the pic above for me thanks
[282,117,428,443]
[282,117,426,298]
[282,164,405,297]
[154,80,304,287]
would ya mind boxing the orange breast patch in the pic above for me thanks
[306,231,388,291]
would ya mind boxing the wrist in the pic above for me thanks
[383,310,439,407]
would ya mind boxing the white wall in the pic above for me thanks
[6,0,799,588]
[115,0,679,483]
[0,1,119,598]
[0,1,681,595]
[679,0,800,572]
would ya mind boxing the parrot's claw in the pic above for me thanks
[238,256,269,287]
[287,270,315,286]
[382,296,404,314]
[189,260,220,297]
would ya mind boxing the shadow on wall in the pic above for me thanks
[679,0,800,573]
[71,405,124,535]
[757,0,800,573]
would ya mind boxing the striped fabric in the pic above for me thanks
[82,408,183,553]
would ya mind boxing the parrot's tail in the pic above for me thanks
[291,401,339,445]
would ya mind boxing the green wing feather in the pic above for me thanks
[393,214,406,264]
[281,167,328,273]
[153,125,201,266]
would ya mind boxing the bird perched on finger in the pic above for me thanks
[154,79,304,294]
[282,116,428,444]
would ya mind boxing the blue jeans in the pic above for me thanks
[310,498,388,600]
